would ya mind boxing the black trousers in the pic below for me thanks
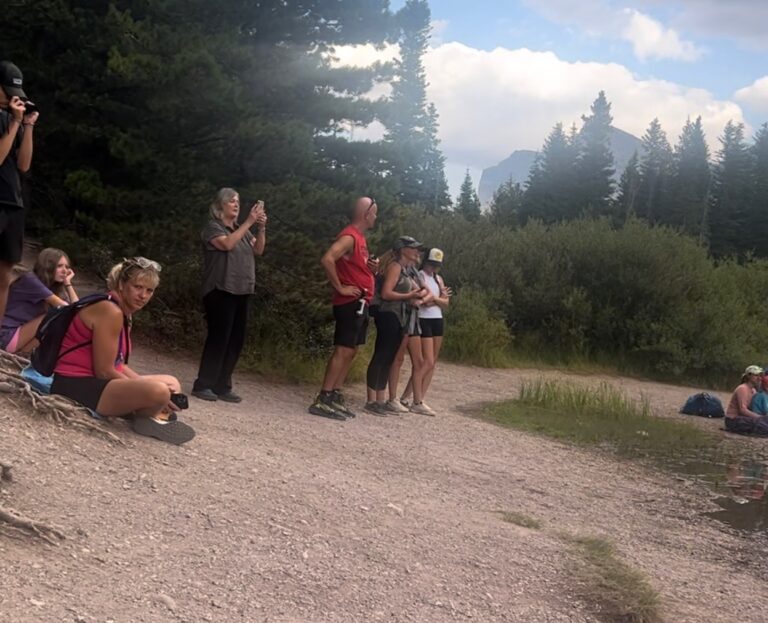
[366,310,403,391]
[194,289,250,394]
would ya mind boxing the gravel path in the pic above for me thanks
[1,351,766,623]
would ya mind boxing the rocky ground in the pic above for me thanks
[1,349,767,623]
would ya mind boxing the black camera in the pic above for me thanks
[169,393,189,410]
[22,100,37,116]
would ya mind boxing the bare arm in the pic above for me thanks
[252,213,267,256]
[321,235,361,297]
[16,123,33,173]
[44,293,70,308]
[737,386,762,419]
[381,263,419,302]
[209,202,262,252]
[433,275,451,309]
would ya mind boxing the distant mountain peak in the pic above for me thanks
[478,126,642,204]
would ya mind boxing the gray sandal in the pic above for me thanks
[132,417,196,445]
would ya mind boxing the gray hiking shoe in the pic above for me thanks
[363,401,389,416]
[308,394,347,421]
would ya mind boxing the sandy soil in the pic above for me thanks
[1,350,767,623]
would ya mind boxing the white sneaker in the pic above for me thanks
[384,399,409,414]
[410,402,436,416]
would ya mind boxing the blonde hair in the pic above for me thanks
[210,187,239,220]
[106,258,161,291]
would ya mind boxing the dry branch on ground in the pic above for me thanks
[0,350,123,444]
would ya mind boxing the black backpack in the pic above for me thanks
[31,293,129,376]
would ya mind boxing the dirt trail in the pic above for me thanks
[1,350,767,623]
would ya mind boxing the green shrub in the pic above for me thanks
[442,287,513,367]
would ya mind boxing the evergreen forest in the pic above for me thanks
[5,0,768,385]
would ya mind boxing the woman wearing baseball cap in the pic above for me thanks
[724,365,768,435]
[400,248,451,410]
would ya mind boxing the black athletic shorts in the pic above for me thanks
[0,207,24,264]
[51,375,112,412]
[333,301,369,348]
[419,317,444,338]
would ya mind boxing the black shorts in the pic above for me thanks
[0,207,24,264]
[51,375,112,412]
[333,301,369,348]
[419,317,444,338]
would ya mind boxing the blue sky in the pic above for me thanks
[378,0,768,194]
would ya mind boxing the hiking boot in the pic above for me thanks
[216,390,242,404]
[330,390,357,418]
[364,401,389,416]
[132,416,196,445]
[192,388,218,402]
[410,401,436,416]
[384,399,409,414]
[308,394,347,421]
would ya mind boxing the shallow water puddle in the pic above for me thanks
[703,461,768,532]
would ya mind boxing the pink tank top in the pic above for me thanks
[54,309,131,377]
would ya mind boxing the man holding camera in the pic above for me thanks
[308,196,379,421]
[0,61,38,324]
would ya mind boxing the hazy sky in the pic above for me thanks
[347,0,768,195]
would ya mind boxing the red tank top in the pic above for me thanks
[332,224,374,305]
[54,306,131,377]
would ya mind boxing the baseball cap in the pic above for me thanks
[426,248,444,264]
[744,365,763,376]
[0,61,27,99]
[393,235,424,251]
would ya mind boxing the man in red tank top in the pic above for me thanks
[309,197,379,420]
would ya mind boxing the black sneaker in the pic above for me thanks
[192,388,218,402]
[132,417,196,445]
[216,390,242,404]
[308,394,347,421]
[330,390,356,418]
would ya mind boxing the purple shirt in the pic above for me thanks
[1,272,53,330]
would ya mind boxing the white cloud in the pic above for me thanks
[621,9,702,61]
[735,77,768,115]
[332,42,745,193]
[430,19,449,45]
[522,0,703,61]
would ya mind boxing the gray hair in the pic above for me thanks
[210,187,239,220]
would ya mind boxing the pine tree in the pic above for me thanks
[490,178,523,228]
[521,123,578,224]
[709,121,754,257]
[749,124,768,256]
[636,118,673,224]
[384,0,450,209]
[615,152,641,224]
[574,91,615,217]
[455,170,482,221]
[668,117,711,238]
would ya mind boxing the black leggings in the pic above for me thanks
[366,310,403,391]
[194,289,250,394]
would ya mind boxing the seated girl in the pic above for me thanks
[0,247,79,354]
[50,257,195,445]
[726,365,768,436]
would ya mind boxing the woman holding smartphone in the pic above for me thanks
[192,188,267,403]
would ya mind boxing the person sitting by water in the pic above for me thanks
[725,365,768,436]
[50,257,194,444]
[0,247,79,354]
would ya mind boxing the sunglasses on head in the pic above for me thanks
[123,256,162,272]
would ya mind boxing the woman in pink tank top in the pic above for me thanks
[50,258,194,445]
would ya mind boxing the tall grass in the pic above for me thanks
[484,379,718,461]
